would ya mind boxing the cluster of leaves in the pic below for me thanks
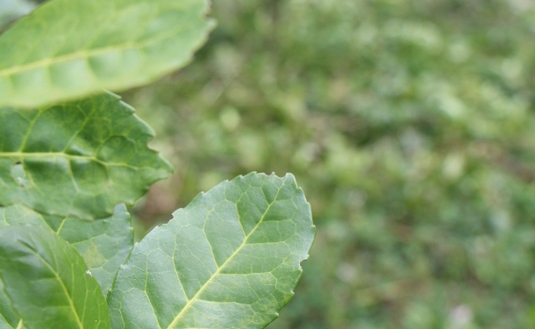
[124,0,535,328]
[0,0,315,328]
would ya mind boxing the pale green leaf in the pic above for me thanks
[0,0,214,108]
[0,203,134,295]
[0,225,110,329]
[0,92,172,219]
[108,173,315,329]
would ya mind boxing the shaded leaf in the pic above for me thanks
[108,173,315,329]
[0,92,172,219]
[0,203,134,295]
[0,225,110,329]
[0,0,214,108]
[0,279,23,329]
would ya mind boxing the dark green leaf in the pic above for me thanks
[108,173,315,329]
[0,226,110,329]
[0,203,134,295]
[0,279,23,329]
[0,92,172,219]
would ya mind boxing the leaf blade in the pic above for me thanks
[0,203,133,295]
[0,0,214,108]
[0,225,110,329]
[0,92,172,219]
[108,173,315,329]
[45,204,134,296]
[0,279,22,329]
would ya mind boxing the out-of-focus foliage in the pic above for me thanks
[125,0,535,328]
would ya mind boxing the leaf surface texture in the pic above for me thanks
[0,226,110,329]
[0,92,172,219]
[0,203,133,294]
[0,279,23,329]
[108,173,315,329]
[0,0,214,108]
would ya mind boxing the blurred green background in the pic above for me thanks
[4,0,535,328]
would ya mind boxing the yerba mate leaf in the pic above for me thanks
[0,226,110,329]
[0,0,214,108]
[108,173,316,329]
[0,92,172,219]
[0,203,134,295]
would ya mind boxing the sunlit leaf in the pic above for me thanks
[0,0,214,108]
[108,173,315,329]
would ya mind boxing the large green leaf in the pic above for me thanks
[0,92,172,219]
[108,173,315,329]
[0,0,214,108]
[0,225,110,329]
[0,203,134,295]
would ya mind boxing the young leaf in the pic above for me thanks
[0,203,134,295]
[0,225,110,329]
[0,0,215,108]
[0,92,172,219]
[108,173,316,329]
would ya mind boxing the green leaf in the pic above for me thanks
[0,0,215,108]
[0,225,110,329]
[108,173,315,329]
[0,203,134,295]
[44,204,133,295]
[0,92,172,219]
[0,279,23,329]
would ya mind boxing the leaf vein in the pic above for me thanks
[165,178,286,329]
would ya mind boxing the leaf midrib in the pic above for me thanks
[0,152,140,169]
[19,241,83,329]
[165,180,285,329]
[0,19,199,78]
[0,275,22,329]
[0,309,19,329]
